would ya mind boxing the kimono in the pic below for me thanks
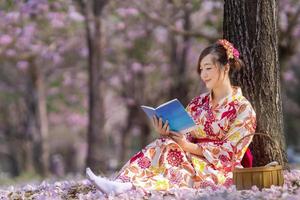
[115,86,256,190]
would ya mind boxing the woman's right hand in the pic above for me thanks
[151,116,170,137]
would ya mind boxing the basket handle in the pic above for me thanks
[231,132,283,167]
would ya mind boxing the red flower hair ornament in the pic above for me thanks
[217,39,240,60]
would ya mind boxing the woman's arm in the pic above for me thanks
[183,142,204,156]
[170,131,204,156]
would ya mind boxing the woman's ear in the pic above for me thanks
[225,64,230,73]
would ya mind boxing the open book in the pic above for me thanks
[141,99,197,134]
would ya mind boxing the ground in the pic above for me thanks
[0,170,300,200]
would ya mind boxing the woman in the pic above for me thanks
[86,39,256,195]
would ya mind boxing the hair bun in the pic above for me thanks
[229,57,244,72]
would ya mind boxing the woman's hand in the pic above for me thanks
[151,116,170,137]
[170,131,204,156]
[169,131,189,150]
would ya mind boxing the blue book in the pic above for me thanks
[141,99,196,133]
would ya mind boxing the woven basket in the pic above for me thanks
[232,133,284,190]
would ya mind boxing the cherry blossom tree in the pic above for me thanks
[0,0,86,176]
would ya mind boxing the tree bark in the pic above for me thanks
[169,3,192,106]
[80,0,109,173]
[119,106,136,163]
[223,0,288,167]
[27,60,50,176]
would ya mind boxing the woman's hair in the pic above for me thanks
[197,42,245,76]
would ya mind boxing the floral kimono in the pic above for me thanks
[115,86,256,191]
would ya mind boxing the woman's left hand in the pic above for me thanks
[169,131,189,150]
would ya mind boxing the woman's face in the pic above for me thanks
[199,54,225,90]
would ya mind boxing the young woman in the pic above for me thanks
[86,39,256,195]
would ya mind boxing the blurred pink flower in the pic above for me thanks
[5,49,16,57]
[16,61,29,71]
[109,76,121,87]
[283,70,295,82]
[116,8,139,17]
[292,25,300,38]
[5,12,20,22]
[68,9,84,22]
[79,47,88,57]
[48,12,65,28]
[132,62,142,73]
[127,29,145,40]
[116,22,126,30]
[175,20,183,30]
[0,35,13,45]
[52,54,62,65]
[154,27,168,43]
[67,113,88,127]
[63,73,72,86]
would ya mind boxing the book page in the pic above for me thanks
[156,99,178,109]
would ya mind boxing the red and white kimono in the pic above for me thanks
[115,86,256,190]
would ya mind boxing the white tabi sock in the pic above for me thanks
[86,167,133,195]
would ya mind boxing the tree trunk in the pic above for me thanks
[169,4,192,106]
[119,106,136,163]
[223,0,288,167]
[139,121,151,150]
[27,60,50,176]
[80,0,109,173]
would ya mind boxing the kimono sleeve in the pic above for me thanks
[199,103,256,169]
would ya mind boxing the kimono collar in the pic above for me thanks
[208,86,243,108]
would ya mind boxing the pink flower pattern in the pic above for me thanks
[167,149,183,167]
[137,156,151,169]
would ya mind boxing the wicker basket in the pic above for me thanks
[232,133,284,190]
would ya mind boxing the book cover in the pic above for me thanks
[141,99,196,133]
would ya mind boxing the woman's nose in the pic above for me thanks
[201,71,208,79]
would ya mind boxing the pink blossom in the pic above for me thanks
[63,73,72,86]
[292,25,300,37]
[132,62,142,73]
[0,35,13,45]
[16,61,29,71]
[109,76,121,87]
[116,8,139,17]
[283,70,295,82]
[127,29,145,40]
[5,49,16,57]
[31,44,43,54]
[51,18,65,28]
[5,12,20,22]
[116,22,126,30]
[154,27,168,43]
[52,54,62,65]
[202,1,215,12]
[233,48,240,58]
[67,113,88,127]
[123,72,132,82]
[48,12,66,28]
[79,47,88,57]
[68,9,84,22]
[175,20,183,30]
